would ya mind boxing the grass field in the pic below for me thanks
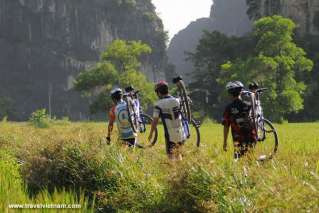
[0,121,318,212]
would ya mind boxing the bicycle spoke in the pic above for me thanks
[254,119,278,159]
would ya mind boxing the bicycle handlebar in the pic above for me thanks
[255,88,268,93]
[123,91,139,99]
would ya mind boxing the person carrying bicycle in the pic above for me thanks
[222,81,257,159]
[148,80,186,160]
[106,88,137,147]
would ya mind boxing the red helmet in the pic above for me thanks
[155,80,168,93]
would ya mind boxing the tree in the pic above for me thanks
[101,39,152,73]
[0,96,15,120]
[74,39,156,114]
[221,16,313,121]
[294,34,319,121]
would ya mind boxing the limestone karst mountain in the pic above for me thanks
[167,0,252,82]
[246,0,319,35]
[0,0,167,119]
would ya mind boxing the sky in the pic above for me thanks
[152,0,213,41]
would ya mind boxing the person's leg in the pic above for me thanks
[175,142,184,161]
[166,141,182,161]
[240,131,254,157]
[166,141,176,160]
[233,141,242,159]
[240,142,249,156]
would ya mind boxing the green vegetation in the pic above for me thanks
[0,150,92,212]
[190,16,314,122]
[29,109,51,128]
[75,39,156,114]
[0,121,318,212]
[295,34,319,121]
[188,31,254,119]
[221,16,313,121]
[0,96,15,120]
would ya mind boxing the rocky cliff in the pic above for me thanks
[246,0,319,35]
[0,0,167,120]
[167,0,252,82]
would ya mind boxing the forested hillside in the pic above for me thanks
[0,0,167,120]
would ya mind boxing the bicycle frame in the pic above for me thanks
[123,91,144,132]
[173,77,193,139]
[248,88,268,141]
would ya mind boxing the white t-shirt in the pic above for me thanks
[153,96,186,142]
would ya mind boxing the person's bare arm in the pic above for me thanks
[107,120,114,137]
[223,125,230,151]
[148,117,159,142]
[107,109,115,144]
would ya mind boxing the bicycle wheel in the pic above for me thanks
[254,118,279,160]
[135,113,158,148]
[176,81,192,122]
[191,119,201,147]
[256,117,266,141]
[183,119,201,147]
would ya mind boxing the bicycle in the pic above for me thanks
[123,87,158,148]
[172,76,201,147]
[245,88,279,160]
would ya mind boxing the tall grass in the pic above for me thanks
[0,150,92,212]
[0,122,318,212]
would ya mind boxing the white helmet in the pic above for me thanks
[110,88,122,98]
[226,81,244,90]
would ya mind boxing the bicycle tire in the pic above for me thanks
[141,113,158,146]
[255,118,279,159]
[263,118,279,155]
[177,81,192,122]
[191,119,201,147]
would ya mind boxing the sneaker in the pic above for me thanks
[258,155,267,161]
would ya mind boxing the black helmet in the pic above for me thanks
[125,85,135,93]
[248,81,259,90]
[110,88,122,100]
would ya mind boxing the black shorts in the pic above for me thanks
[122,138,136,147]
[165,140,184,154]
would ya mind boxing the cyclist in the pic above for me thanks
[106,88,137,147]
[148,80,186,160]
[222,81,257,159]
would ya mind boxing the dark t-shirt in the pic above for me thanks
[222,98,257,143]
